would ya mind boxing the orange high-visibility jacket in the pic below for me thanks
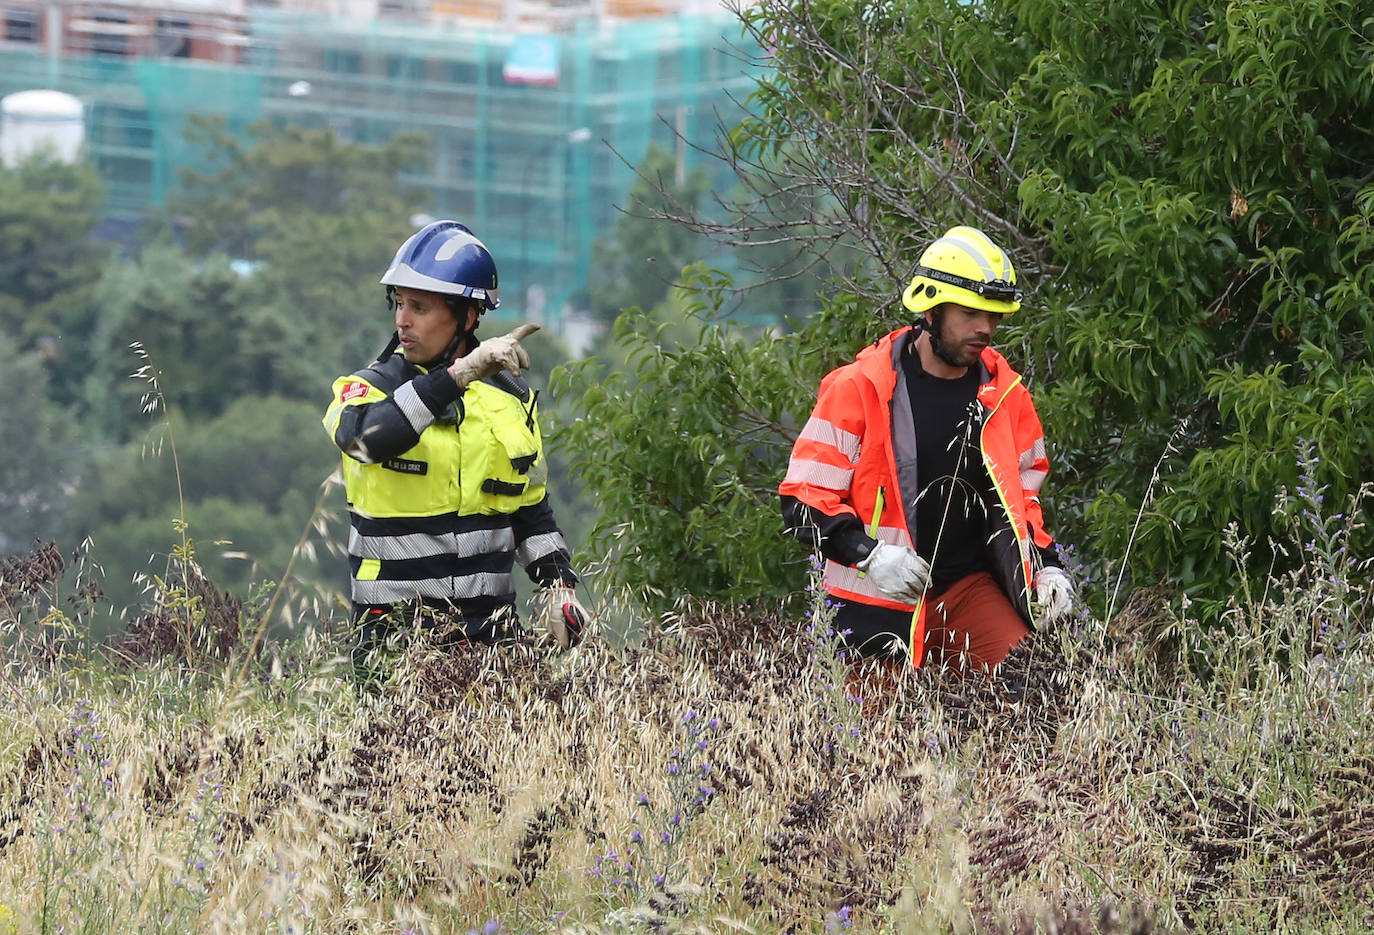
[779,326,1057,656]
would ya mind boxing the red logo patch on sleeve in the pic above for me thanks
[340,381,369,403]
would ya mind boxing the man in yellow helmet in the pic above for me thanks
[779,226,1073,674]
[323,220,590,676]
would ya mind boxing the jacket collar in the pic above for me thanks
[854,325,1020,398]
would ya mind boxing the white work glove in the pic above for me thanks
[1033,566,1074,625]
[449,323,539,389]
[539,584,591,650]
[855,541,931,603]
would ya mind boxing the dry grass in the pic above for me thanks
[0,473,1371,933]
[0,572,1371,935]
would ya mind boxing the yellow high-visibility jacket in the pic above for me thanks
[323,350,574,630]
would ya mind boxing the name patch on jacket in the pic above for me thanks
[382,458,428,475]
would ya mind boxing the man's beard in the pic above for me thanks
[927,308,975,369]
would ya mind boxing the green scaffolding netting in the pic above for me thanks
[0,11,764,325]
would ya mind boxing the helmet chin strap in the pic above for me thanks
[439,297,483,366]
[912,310,967,370]
[374,329,462,369]
[434,330,466,366]
[437,316,481,367]
[373,332,401,365]
[412,300,485,369]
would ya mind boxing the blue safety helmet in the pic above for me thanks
[380,220,500,310]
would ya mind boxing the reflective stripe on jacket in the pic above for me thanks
[779,326,1056,658]
[323,351,572,613]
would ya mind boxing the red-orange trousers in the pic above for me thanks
[832,571,1030,674]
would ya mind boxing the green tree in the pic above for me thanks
[0,156,110,405]
[170,117,433,396]
[589,138,850,335]
[558,0,1374,617]
[996,0,1374,612]
[0,357,84,549]
[171,116,429,260]
[80,246,255,442]
[554,267,849,606]
[60,395,341,628]
[587,142,712,326]
[232,211,418,398]
[0,156,108,553]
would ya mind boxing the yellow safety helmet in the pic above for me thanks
[901,226,1022,316]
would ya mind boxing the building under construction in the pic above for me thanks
[0,0,763,319]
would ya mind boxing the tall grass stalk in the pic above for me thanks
[2,412,1371,932]
[1105,415,1189,623]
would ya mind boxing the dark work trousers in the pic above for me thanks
[349,600,524,683]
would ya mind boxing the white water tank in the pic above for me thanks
[1,89,86,169]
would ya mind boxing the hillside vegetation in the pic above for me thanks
[1,2,1372,931]
[0,460,1369,934]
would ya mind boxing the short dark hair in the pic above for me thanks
[443,295,483,321]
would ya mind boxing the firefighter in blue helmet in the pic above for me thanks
[324,220,589,673]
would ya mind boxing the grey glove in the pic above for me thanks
[449,323,539,389]
[856,541,931,603]
[1033,566,1074,625]
[539,584,591,650]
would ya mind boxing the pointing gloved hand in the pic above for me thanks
[856,541,931,603]
[539,584,592,650]
[449,323,540,389]
[1033,566,1075,625]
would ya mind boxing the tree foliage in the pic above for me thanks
[1001,0,1374,612]
[586,141,713,326]
[559,0,1374,616]
[171,116,430,260]
[0,157,111,405]
[56,395,339,629]
[554,267,876,607]
[171,116,434,395]
[0,125,441,631]
[0,356,81,549]
[80,246,255,441]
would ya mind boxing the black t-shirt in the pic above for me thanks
[901,345,993,585]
